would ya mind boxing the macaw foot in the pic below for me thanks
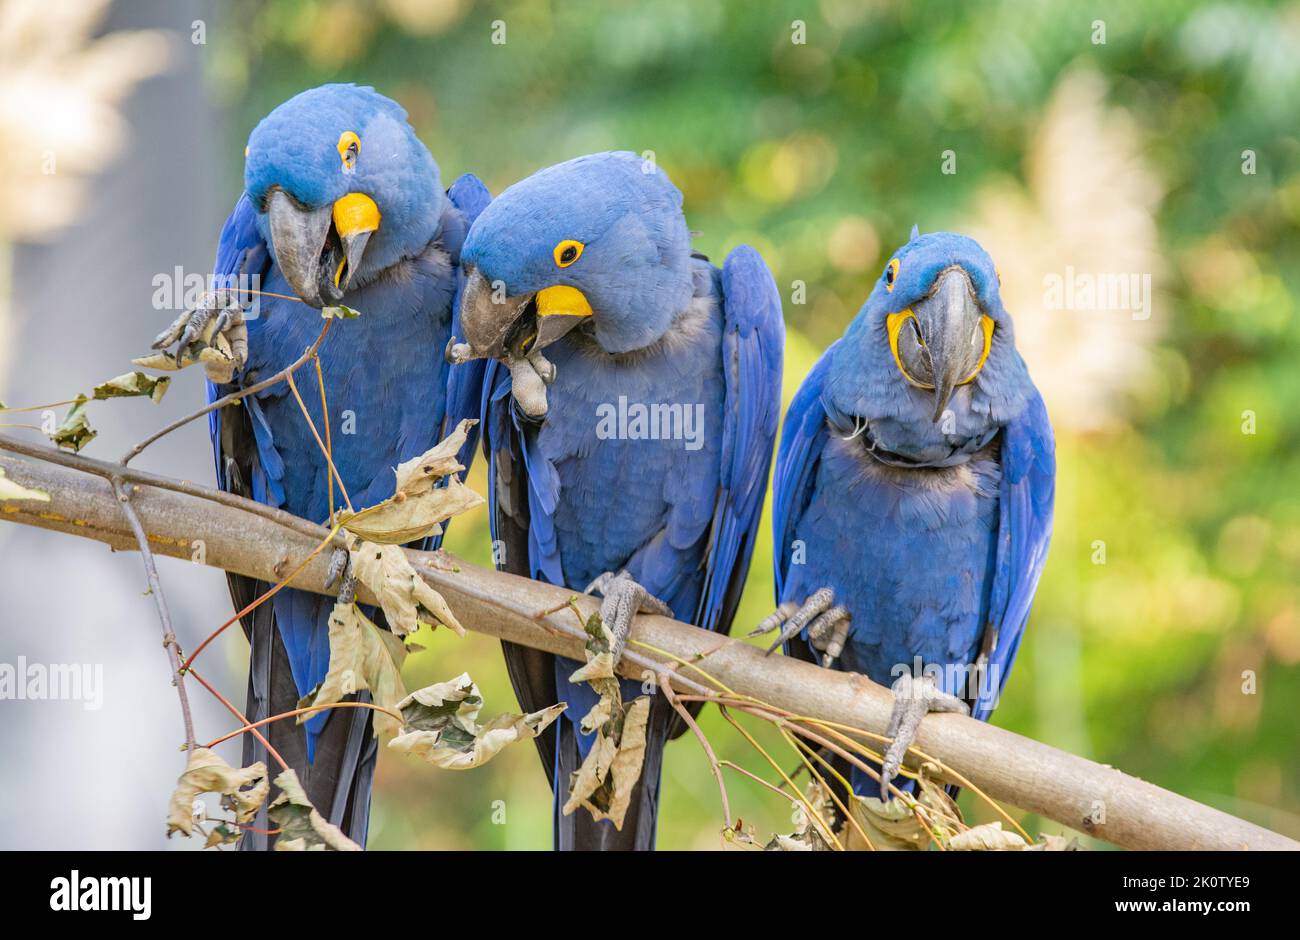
[880,673,969,798]
[507,349,556,419]
[749,588,850,667]
[150,290,248,382]
[325,547,357,605]
[583,570,671,664]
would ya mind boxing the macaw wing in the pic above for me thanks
[694,246,784,634]
[443,173,492,468]
[430,173,493,549]
[771,342,837,599]
[481,359,562,781]
[972,379,1055,721]
[204,194,278,633]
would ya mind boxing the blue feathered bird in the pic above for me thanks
[763,229,1054,798]
[153,85,488,847]
[452,152,784,850]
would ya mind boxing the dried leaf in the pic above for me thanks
[843,795,929,851]
[205,824,241,848]
[299,601,408,738]
[339,475,482,545]
[947,821,1030,851]
[91,370,170,404]
[0,467,49,503]
[562,695,651,829]
[267,769,362,851]
[1027,833,1082,851]
[348,540,464,637]
[51,395,95,452]
[393,419,477,497]
[388,673,565,770]
[322,304,362,319]
[166,748,268,838]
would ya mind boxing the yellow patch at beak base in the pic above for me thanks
[332,192,380,238]
[536,284,592,318]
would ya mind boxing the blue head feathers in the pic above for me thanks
[458,151,695,356]
[243,84,445,305]
[826,229,1032,458]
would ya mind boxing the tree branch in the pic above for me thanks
[1,440,1295,852]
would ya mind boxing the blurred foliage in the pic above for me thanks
[209,0,1300,848]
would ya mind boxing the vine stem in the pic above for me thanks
[110,475,195,753]
[188,666,288,772]
[204,700,403,749]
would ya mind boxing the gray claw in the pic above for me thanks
[880,673,969,799]
[754,588,835,655]
[585,570,670,663]
[807,605,850,668]
[326,547,357,605]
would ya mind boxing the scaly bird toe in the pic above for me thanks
[585,570,670,664]
[880,673,969,799]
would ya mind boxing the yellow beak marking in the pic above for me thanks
[332,192,381,238]
[536,284,593,318]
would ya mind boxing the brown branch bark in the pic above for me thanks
[1,440,1296,852]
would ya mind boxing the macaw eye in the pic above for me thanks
[884,258,900,291]
[554,239,584,268]
[337,131,361,171]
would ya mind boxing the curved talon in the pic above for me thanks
[807,605,850,668]
[752,587,834,655]
[326,547,357,605]
[584,570,670,665]
[879,673,969,798]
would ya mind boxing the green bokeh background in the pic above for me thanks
[211,0,1300,848]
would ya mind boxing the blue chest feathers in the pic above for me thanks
[243,246,456,519]
[533,298,726,604]
[784,432,1002,685]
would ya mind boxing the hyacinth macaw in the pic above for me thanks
[761,229,1054,798]
[450,152,783,850]
[152,85,488,847]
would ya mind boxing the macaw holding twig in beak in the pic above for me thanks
[152,85,488,847]
[451,152,784,849]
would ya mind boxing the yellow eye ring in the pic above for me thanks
[337,131,360,170]
[554,239,584,268]
[885,258,900,291]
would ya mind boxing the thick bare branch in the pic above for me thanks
[0,443,1295,852]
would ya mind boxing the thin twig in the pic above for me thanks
[109,476,195,752]
[187,666,288,772]
[119,319,332,466]
[659,670,731,827]
[287,369,352,512]
[204,700,402,749]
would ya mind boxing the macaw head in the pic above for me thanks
[243,84,444,308]
[455,151,694,359]
[840,229,1009,423]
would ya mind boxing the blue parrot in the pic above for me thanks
[763,229,1054,798]
[152,85,488,847]
[451,152,784,850]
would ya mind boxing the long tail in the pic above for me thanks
[237,592,377,849]
[549,656,672,851]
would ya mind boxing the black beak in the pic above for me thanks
[912,266,984,422]
[266,189,365,308]
[449,267,588,363]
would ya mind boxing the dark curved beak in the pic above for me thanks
[448,267,590,363]
[911,266,985,422]
[267,189,377,309]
